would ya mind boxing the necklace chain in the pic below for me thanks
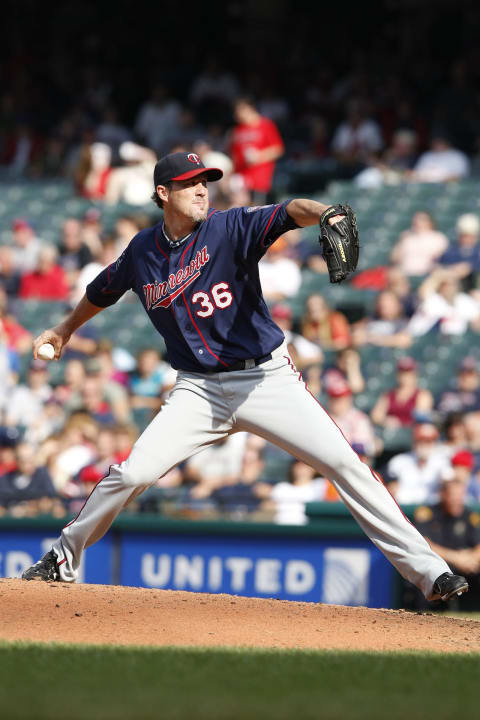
[162,223,191,249]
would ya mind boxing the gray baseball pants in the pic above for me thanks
[53,342,449,598]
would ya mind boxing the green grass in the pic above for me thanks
[443,611,480,621]
[0,642,478,720]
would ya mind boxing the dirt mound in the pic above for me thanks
[1,578,478,653]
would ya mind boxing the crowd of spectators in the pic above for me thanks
[3,2,480,194]
[3,82,480,201]
[2,196,480,531]
[2,2,480,594]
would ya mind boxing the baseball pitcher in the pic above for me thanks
[23,151,468,603]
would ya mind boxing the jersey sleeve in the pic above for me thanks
[86,243,135,308]
[227,200,299,258]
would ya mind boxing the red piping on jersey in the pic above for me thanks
[182,286,229,368]
[62,465,113,530]
[261,205,281,245]
[154,271,201,309]
[368,466,413,525]
[180,209,216,265]
[179,210,229,368]
[154,227,170,260]
[284,356,413,526]
[101,264,123,294]
[57,558,66,566]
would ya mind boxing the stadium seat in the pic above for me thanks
[132,408,155,433]
[378,426,413,453]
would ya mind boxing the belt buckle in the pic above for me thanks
[244,358,255,369]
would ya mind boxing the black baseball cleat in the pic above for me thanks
[22,550,60,582]
[429,572,469,602]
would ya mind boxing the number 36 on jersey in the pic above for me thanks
[192,282,233,317]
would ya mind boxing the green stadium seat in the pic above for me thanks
[131,408,155,433]
[355,391,377,413]
[261,455,292,484]
[378,426,413,453]
[16,300,68,333]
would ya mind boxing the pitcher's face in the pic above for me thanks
[159,174,209,224]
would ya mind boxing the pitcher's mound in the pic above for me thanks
[1,578,478,652]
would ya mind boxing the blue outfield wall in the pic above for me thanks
[0,507,417,607]
[0,531,112,585]
[120,533,393,606]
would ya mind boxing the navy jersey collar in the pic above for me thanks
[155,211,216,255]
[161,222,192,249]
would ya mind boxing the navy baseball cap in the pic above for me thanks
[153,152,223,187]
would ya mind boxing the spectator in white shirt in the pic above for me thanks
[410,136,470,183]
[439,213,480,286]
[391,211,448,277]
[258,235,301,301]
[409,270,480,336]
[386,423,450,505]
[11,219,41,273]
[71,240,117,307]
[105,142,156,206]
[331,100,383,166]
[5,359,52,429]
[186,433,248,498]
[270,303,323,370]
[259,460,327,525]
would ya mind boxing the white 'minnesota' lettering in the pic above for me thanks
[142,283,154,310]
[255,559,282,594]
[141,553,171,587]
[173,555,204,589]
[284,560,316,594]
[208,556,222,591]
[143,245,210,310]
[142,280,169,310]
[225,557,253,591]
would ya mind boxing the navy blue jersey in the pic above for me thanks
[86,201,299,372]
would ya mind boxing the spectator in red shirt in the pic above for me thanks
[230,97,284,203]
[301,293,351,350]
[0,287,31,353]
[19,245,69,301]
[113,424,138,464]
[82,142,112,200]
[79,375,115,425]
[371,356,433,428]
[74,427,117,496]
[0,430,19,477]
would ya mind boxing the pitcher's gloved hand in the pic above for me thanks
[319,204,359,283]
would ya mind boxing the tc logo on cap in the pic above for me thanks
[187,153,200,164]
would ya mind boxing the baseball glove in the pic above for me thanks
[319,204,359,283]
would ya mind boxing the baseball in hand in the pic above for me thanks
[37,343,55,361]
